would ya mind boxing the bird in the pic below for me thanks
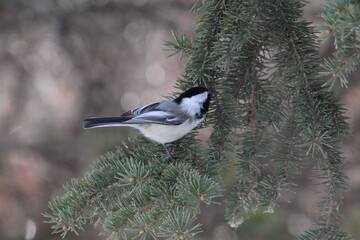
[83,87,212,163]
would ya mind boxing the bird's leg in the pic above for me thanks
[162,143,176,164]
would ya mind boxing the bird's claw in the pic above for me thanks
[163,144,176,164]
[166,152,176,164]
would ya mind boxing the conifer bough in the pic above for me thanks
[45,0,353,239]
[319,0,360,88]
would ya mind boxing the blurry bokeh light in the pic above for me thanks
[121,91,140,110]
[145,63,165,86]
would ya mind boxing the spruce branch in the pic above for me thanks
[266,1,349,235]
[258,115,301,212]
[45,139,222,239]
[164,31,193,59]
[319,0,360,88]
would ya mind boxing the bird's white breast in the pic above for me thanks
[138,118,203,144]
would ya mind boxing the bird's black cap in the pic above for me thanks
[174,87,210,103]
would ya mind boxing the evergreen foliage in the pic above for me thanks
[45,0,353,239]
[319,0,360,88]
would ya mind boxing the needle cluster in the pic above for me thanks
[319,0,360,88]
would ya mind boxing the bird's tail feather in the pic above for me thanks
[83,117,133,129]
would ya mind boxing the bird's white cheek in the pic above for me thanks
[181,99,201,116]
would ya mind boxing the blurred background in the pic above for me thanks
[0,1,359,240]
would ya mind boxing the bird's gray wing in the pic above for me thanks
[121,102,162,117]
[123,111,185,125]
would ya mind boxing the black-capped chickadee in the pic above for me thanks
[83,87,212,163]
